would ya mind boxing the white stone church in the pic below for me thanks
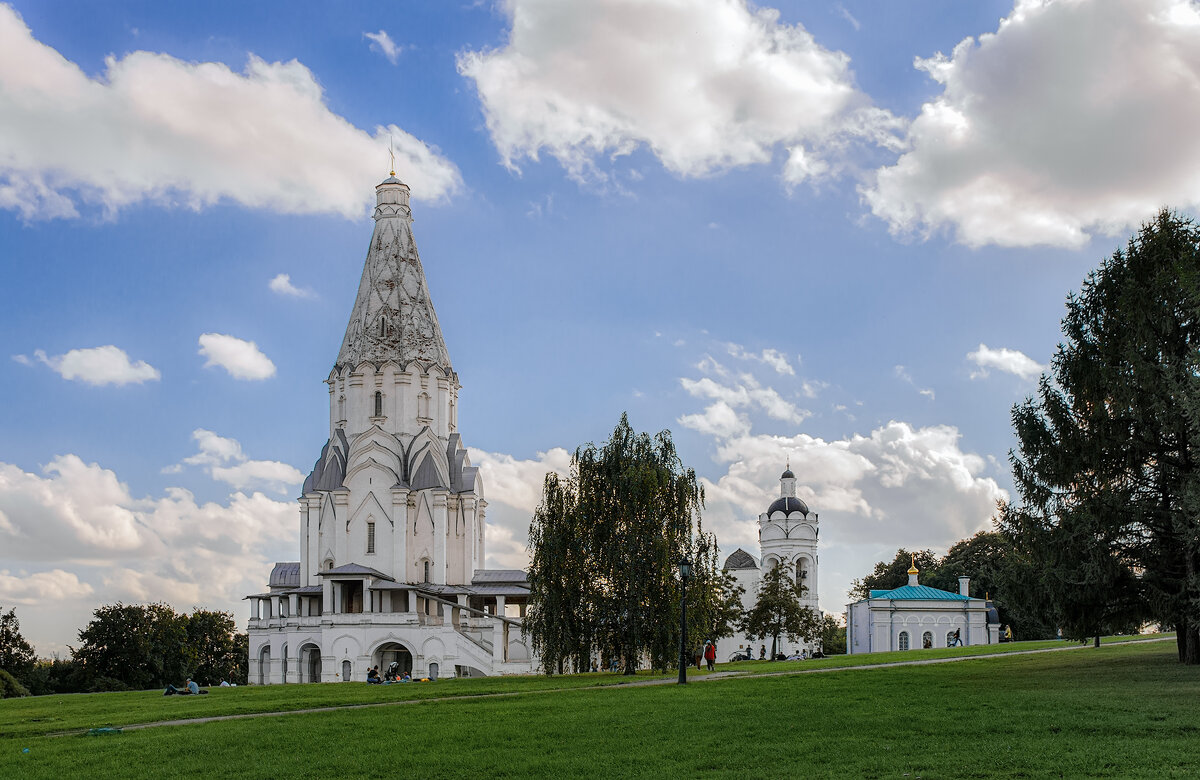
[721,466,821,659]
[246,174,536,684]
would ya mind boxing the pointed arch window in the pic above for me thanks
[423,559,431,583]
[374,391,383,417]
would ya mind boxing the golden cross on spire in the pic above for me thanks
[388,134,396,176]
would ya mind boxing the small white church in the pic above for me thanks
[246,173,536,683]
[721,466,821,659]
[845,559,999,653]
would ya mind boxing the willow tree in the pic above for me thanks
[1000,210,1200,663]
[525,414,710,675]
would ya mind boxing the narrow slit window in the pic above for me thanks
[367,522,376,554]
[374,391,383,417]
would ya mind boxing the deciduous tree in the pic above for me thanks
[742,564,820,659]
[0,607,35,687]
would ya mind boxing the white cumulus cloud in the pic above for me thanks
[171,429,303,494]
[364,29,403,64]
[0,569,93,605]
[198,333,276,380]
[864,0,1200,248]
[269,273,315,299]
[0,4,460,222]
[0,453,297,651]
[457,0,901,183]
[24,345,159,386]
[967,343,1045,381]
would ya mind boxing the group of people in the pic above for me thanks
[366,662,412,684]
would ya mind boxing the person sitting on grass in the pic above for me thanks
[367,666,382,684]
[163,678,201,696]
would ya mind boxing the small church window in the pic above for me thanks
[423,559,431,582]
[367,522,376,554]
[374,391,383,417]
[898,631,910,651]
[922,631,933,649]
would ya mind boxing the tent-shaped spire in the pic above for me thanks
[335,176,452,371]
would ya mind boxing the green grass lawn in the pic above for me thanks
[0,635,1161,739]
[2,637,1195,778]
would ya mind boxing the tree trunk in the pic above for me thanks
[1185,625,1200,666]
[771,634,778,660]
[1093,635,1100,648]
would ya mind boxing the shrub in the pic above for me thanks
[0,668,30,698]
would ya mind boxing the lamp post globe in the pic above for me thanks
[678,556,692,684]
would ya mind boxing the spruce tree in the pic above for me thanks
[1001,210,1200,662]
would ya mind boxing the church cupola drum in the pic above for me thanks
[246,174,536,685]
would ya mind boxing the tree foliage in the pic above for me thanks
[999,210,1200,662]
[0,606,36,686]
[741,564,820,659]
[526,414,717,675]
[819,613,847,655]
[848,549,940,601]
[73,603,245,689]
[187,610,243,686]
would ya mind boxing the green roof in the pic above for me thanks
[869,585,971,601]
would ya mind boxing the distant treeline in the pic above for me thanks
[0,603,247,697]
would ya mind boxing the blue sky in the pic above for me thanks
[3,0,1199,653]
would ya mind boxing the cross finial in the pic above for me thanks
[388,134,396,176]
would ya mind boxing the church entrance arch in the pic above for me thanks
[374,641,413,678]
[299,643,322,683]
[258,646,271,685]
[342,659,352,682]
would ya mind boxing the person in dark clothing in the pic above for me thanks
[704,640,717,671]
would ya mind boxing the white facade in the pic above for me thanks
[246,175,536,683]
[722,467,821,660]
[845,567,1000,654]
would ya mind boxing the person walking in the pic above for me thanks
[704,640,717,671]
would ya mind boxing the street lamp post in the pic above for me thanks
[678,556,692,684]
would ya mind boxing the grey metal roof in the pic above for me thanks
[470,584,530,597]
[767,496,809,516]
[369,581,415,591]
[781,468,795,479]
[318,563,393,580]
[723,548,759,570]
[269,562,301,588]
[303,428,350,493]
[472,569,529,584]
[282,585,324,594]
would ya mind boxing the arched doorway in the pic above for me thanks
[299,643,322,683]
[258,646,271,685]
[341,659,352,682]
[428,662,439,681]
[375,642,413,678]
